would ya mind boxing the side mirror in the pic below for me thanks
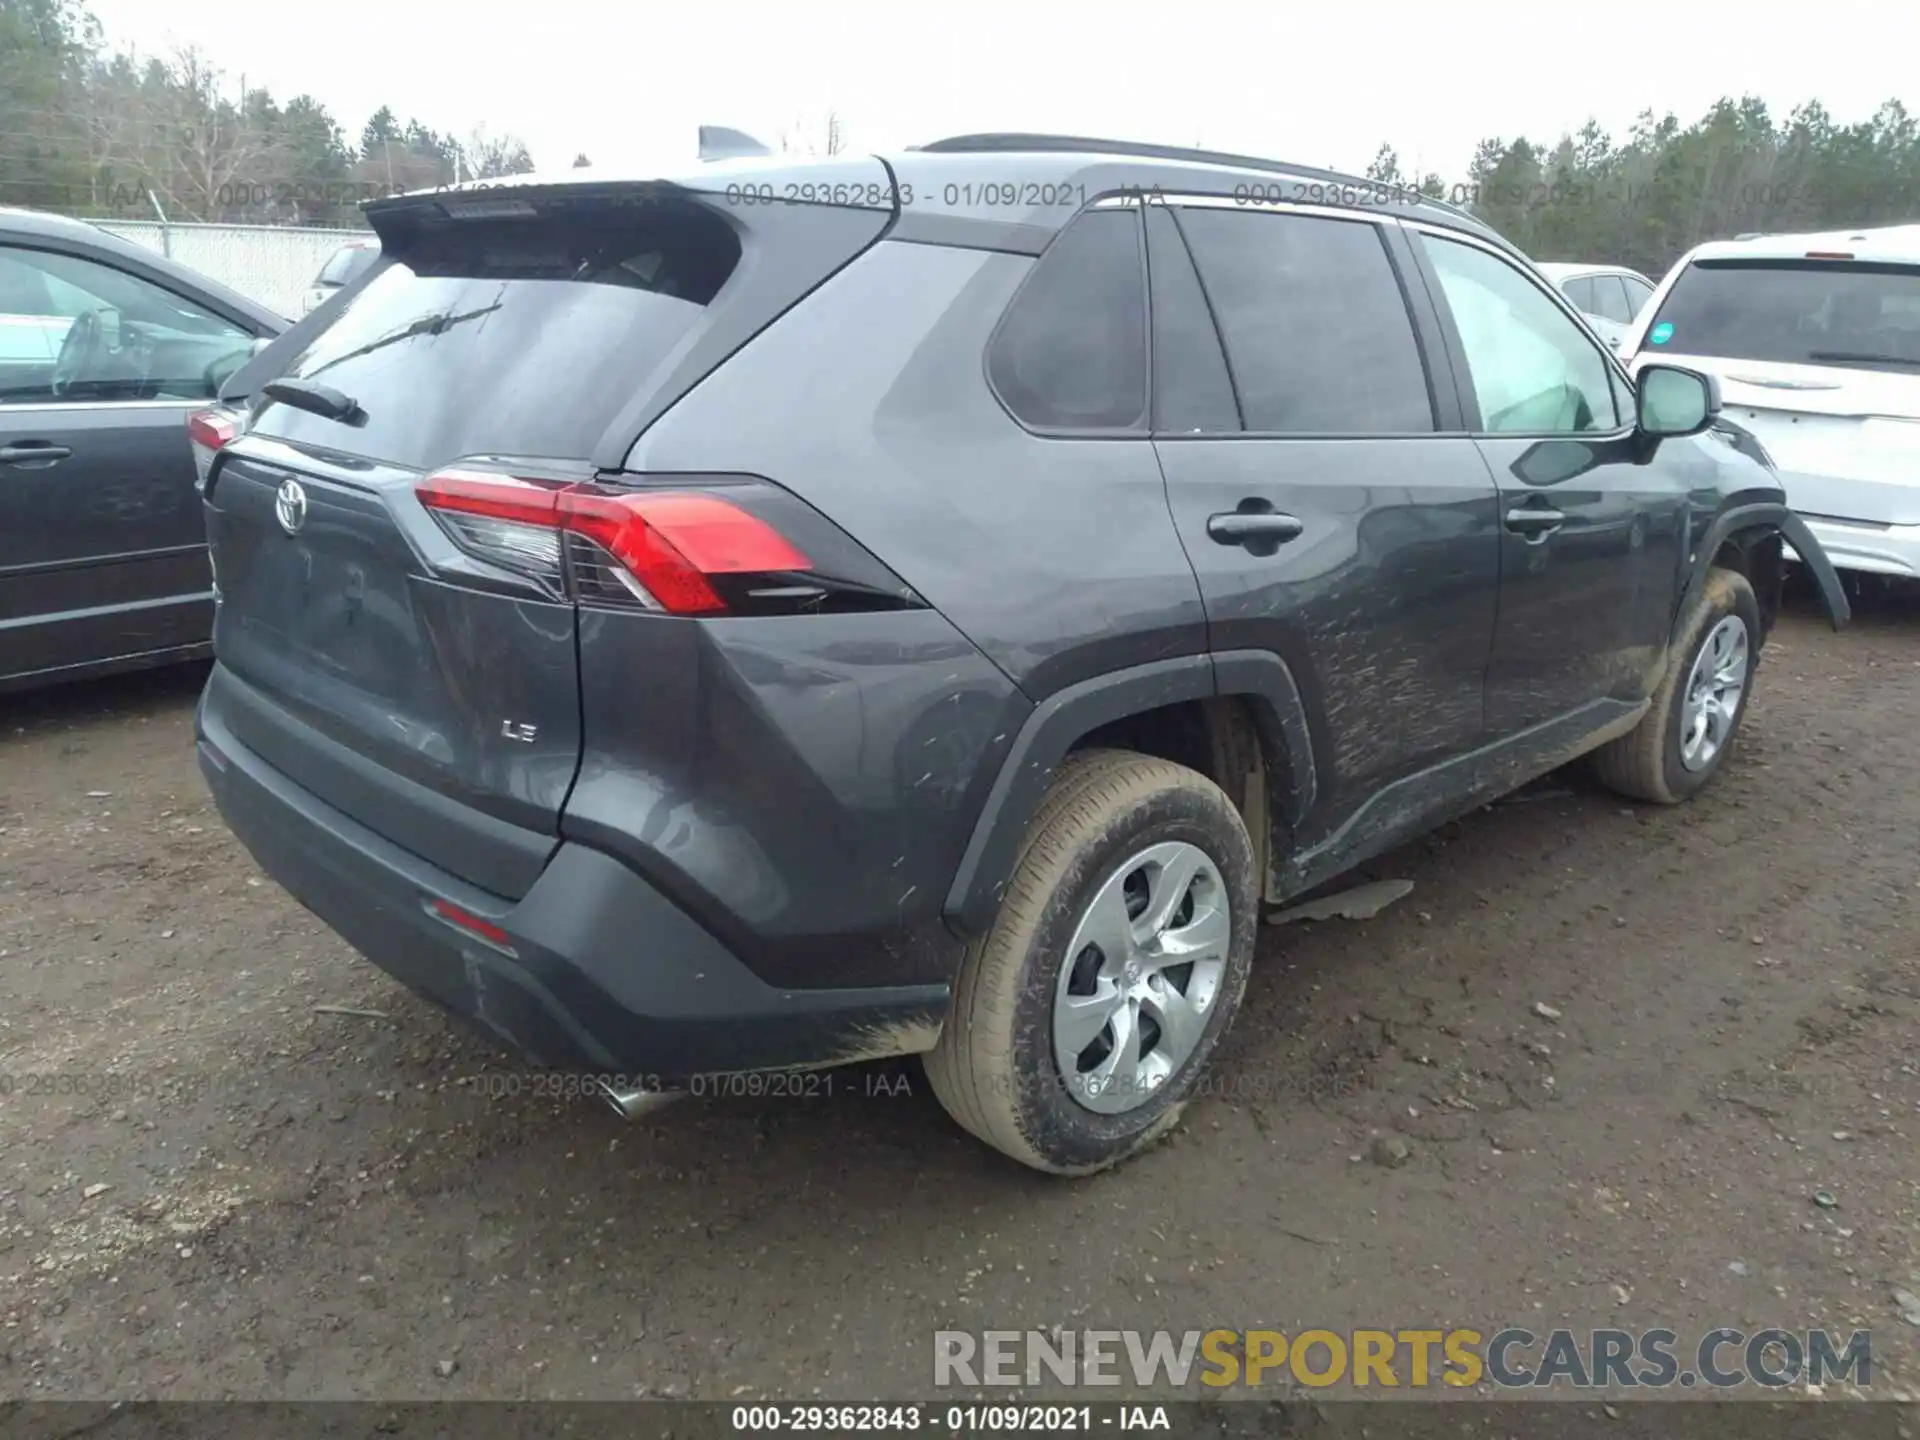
[1636,364,1719,438]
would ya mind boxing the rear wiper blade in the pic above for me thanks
[262,377,364,423]
[301,300,504,381]
[1805,350,1920,367]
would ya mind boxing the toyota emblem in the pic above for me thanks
[274,478,308,536]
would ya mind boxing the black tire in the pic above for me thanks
[924,749,1257,1175]
[1593,566,1762,804]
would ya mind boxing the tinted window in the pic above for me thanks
[1646,260,1920,371]
[0,244,253,404]
[1589,274,1635,324]
[1422,236,1620,434]
[1561,275,1596,313]
[1144,205,1237,433]
[987,209,1147,430]
[1621,274,1655,314]
[317,244,379,286]
[253,201,742,468]
[1176,208,1433,433]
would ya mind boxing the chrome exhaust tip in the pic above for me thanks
[597,1079,683,1120]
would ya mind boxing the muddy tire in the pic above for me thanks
[1593,567,1762,804]
[924,749,1257,1175]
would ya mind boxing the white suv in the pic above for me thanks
[1620,225,1920,580]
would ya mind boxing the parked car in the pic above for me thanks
[1536,261,1658,351]
[301,238,380,315]
[192,138,1849,1174]
[1619,224,1920,581]
[0,208,284,691]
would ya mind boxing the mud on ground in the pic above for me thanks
[2,588,1917,1400]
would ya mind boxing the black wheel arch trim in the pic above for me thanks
[942,651,1318,938]
[1682,502,1850,638]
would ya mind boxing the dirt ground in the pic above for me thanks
[3,585,1918,1404]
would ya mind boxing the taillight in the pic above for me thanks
[559,489,810,614]
[414,469,909,617]
[187,408,239,492]
[416,470,571,585]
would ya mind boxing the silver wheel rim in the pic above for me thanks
[1679,614,1749,773]
[1052,841,1230,1115]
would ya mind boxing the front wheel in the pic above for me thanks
[1594,566,1761,804]
[924,750,1257,1175]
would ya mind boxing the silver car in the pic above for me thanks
[1536,262,1657,352]
[301,240,380,316]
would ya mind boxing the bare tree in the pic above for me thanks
[146,47,272,220]
[780,110,847,157]
[463,125,535,179]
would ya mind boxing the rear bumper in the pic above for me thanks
[1784,514,1920,580]
[196,686,949,1081]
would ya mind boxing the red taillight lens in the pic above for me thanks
[558,489,811,615]
[415,471,812,615]
[187,407,240,491]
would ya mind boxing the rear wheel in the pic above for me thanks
[925,750,1257,1174]
[1594,566,1761,803]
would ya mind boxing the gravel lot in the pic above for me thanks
[3,586,1918,1402]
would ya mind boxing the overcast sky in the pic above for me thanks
[78,0,1916,181]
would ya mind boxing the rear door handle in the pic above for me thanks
[0,442,72,466]
[1504,505,1566,540]
[1207,512,1305,548]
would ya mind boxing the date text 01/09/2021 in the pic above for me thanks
[729,1403,1172,1432]
[721,180,1100,210]
[470,1068,910,1102]
[718,178,1433,212]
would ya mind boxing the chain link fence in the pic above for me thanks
[95,220,371,320]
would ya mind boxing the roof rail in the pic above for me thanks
[913,132,1484,226]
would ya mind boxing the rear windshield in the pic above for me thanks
[316,244,379,286]
[255,202,741,469]
[1647,259,1920,372]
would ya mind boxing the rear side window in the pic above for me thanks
[1621,274,1655,314]
[1144,205,1238,433]
[1589,274,1635,324]
[1174,208,1434,434]
[317,245,378,286]
[1561,275,1596,313]
[254,202,742,469]
[1647,259,1920,371]
[987,209,1147,431]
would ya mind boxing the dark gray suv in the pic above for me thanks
[192,136,1850,1174]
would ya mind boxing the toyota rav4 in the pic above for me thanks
[192,135,1850,1174]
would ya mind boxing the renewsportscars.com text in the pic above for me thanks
[934,1327,1872,1390]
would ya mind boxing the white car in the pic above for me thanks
[1619,225,1920,581]
[1535,262,1658,352]
[301,239,380,315]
